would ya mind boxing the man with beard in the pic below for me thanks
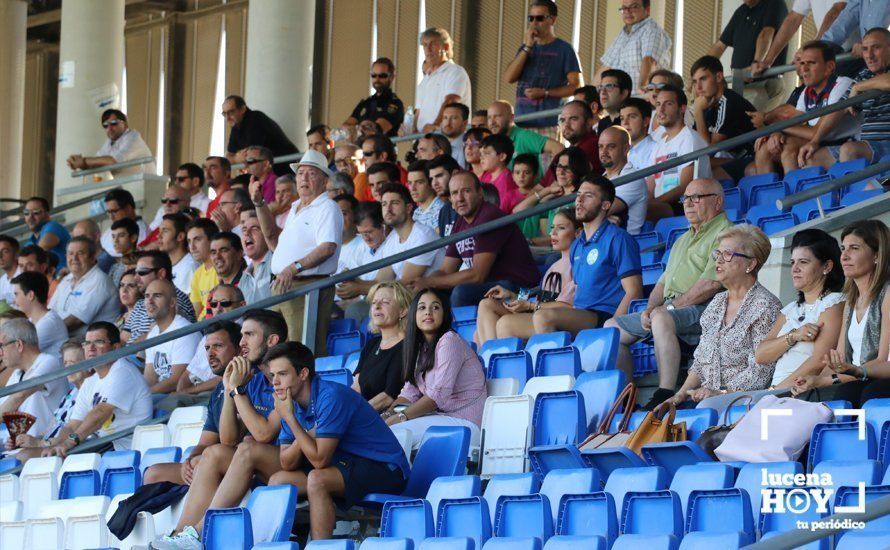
[540,100,603,186]
[159,213,199,296]
[143,279,202,394]
[487,100,564,161]
[600,126,648,235]
[22,196,69,269]
[122,251,197,343]
[210,232,265,305]
[343,57,405,138]
[440,102,470,166]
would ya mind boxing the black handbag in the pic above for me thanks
[695,394,754,459]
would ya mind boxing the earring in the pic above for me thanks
[746,268,751,273]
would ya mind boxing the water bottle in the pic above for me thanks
[403,106,415,133]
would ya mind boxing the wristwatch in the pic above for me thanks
[68,432,81,446]
[293,261,304,273]
[665,304,676,311]
[229,383,249,398]
[831,373,841,385]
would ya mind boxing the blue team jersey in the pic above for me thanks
[278,378,410,477]
[202,366,275,435]
[570,220,641,314]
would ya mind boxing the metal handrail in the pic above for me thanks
[70,155,156,178]
[0,188,122,235]
[1,87,881,402]
[778,161,890,210]
[730,52,855,84]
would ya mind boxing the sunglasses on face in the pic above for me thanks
[175,176,190,182]
[102,120,121,128]
[528,14,550,22]
[160,198,181,204]
[245,158,264,165]
[135,267,159,276]
[209,300,235,308]
[370,72,390,79]
[646,82,667,92]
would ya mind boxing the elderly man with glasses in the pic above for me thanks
[66,109,156,176]
[596,0,672,94]
[48,236,119,338]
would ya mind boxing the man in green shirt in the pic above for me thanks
[487,100,564,163]
[605,178,731,409]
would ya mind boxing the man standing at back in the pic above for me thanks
[503,0,584,136]
[598,0,672,93]
[413,28,472,134]
[344,58,405,138]
[223,95,299,176]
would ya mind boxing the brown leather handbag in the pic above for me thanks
[624,403,687,455]
[579,383,638,451]
[695,394,753,459]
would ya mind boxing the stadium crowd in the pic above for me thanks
[1,1,890,547]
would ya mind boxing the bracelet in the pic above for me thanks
[521,45,532,53]
[397,412,408,422]
[784,331,796,348]
[253,199,265,207]
[861,364,869,382]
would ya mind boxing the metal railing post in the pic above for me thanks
[303,288,320,355]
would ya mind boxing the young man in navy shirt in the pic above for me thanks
[266,342,410,540]
[534,174,643,337]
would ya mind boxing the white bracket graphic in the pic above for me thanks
[836,482,867,514]
[760,409,792,440]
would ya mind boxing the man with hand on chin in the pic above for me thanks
[265,342,410,541]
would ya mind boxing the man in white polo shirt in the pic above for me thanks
[413,27,472,134]
[48,236,119,338]
[251,149,342,351]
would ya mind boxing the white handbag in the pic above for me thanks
[714,394,834,463]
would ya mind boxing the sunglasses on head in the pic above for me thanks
[645,82,667,92]
[528,14,550,22]
[209,300,234,308]
[102,120,121,128]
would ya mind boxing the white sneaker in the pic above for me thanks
[150,526,202,549]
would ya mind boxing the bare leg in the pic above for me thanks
[532,307,599,336]
[143,462,185,485]
[603,318,638,381]
[476,298,508,345]
[194,441,283,534]
[780,136,808,173]
[306,467,346,540]
[840,141,875,163]
[650,308,681,390]
[804,146,838,169]
[173,444,235,532]
[754,139,781,175]
[269,469,309,495]
[495,312,536,339]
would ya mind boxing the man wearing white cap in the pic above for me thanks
[250,149,343,352]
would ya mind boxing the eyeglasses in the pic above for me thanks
[174,176,190,182]
[711,249,753,263]
[82,339,111,348]
[370,72,390,79]
[160,198,180,204]
[0,340,18,349]
[598,83,620,92]
[555,164,573,172]
[22,209,44,216]
[334,159,354,168]
[679,193,717,204]
[527,14,551,22]
[102,120,121,128]
[619,4,643,12]
[209,300,235,308]
[645,82,667,92]
[104,207,121,215]
[135,267,160,276]
[361,150,376,158]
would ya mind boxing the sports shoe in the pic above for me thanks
[150,526,202,549]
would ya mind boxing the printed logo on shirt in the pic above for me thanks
[587,249,599,265]
[152,351,173,381]
[652,153,680,197]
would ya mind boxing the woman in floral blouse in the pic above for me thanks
[665,224,781,408]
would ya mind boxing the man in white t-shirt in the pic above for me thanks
[11,271,66,360]
[646,86,712,222]
[601,126,648,235]
[620,97,657,170]
[413,27,472,133]
[0,236,19,306]
[335,202,389,320]
[143,280,202,395]
[159,213,199,296]
[43,322,152,455]
[376,184,444,281]
[66,109,156,177]
[100,189,149,259]
[0,318,68,441]
[48,237,120,338]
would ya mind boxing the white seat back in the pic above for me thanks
[0,474,20,503]
[0,501,22,522]
[35,500,73,521]
[522,375,575,400]
[58,452,101,483]
[23,517,64,550]
[479,395,534,479]
[20,457,61,478]
[172,422,204,450]
[132,424,170,454]
[0,520,25,550]
[20,473,57,520]
[168,406,208,433]
[65,514,110,550]
[486,378,519,397]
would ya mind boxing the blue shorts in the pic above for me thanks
[827,139,890,162]
[612,303,707,346]
[300,452,407,509]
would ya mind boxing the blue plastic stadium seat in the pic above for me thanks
[722,188,742,215]
[102,466,141,498]
[735,461,802,521]
[203,507,254,550]
[482,538,542,550]
[59,469,100,499]
[635,231,662,265]
[557,493,617,547]
[621,491,683,538]
[677,531,744,549]
[317,368,353,386]
[328,318,357,335]
[452,306,478,322]
[543,536,606,550]
[359,317,372,340]
[364,426,470,505]
[840,188,883,207]
[488,351,533,388]
[749,181,788,209]
[669,463,734,518]
[453,320,477,344]
[528,392,587,478]
[0,457,20,473]
[534,347,581,378]
[479,337,524,369]
[380,499,434,544]
[654,216,689,243]
[739,172,781,207]
[835,530,890,550]
[808,421,877,470]
[419,538,474,550]
[793,174,836,205]
[426,475,480,525]
[345,351,361,373]
[674,408,717,442]
[863,398,890,443]
[573,328,619,372]
[140,447,181,473]
[255,543,303,550]
[610,411,647,433]
[574,367,626,431]
[784,166,826,191]
[745,203,783,226]
[828,157,868,181]
[604,467,668,522]
[760,493,828,550]
[525,332,572,368]
[611,534,679,550]
[629,299,648,314]
[630,341,657,375]
[482,474,540,527]
[436,497,491,548]
[360,538,414,550]
[640,441,713,479]
[641,263,664,293]
[316,355,346,372]
[834,485,890,544]
[759,213,798,235]
[686,489,755,545]
[813,459,881,496]
[493,494,553,541]
[581,447,647,482]
[327,330,364,356]
[305,541,354,550]
[246,484,297,544]
[540,469,600,526]
[725,403,752,424]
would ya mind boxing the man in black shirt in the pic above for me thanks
[689,55,756,180]
[708,0,787,73]
[223,95,299,176]
[343,57,405,138]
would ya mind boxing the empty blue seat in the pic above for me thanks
[636,231,662,264]
[669,463,734,518]
[543,536,606,550]
[840,188,883,207]
[479,337,524,369]
[97,450,142,498]
[784,166,826,191]
[255,542,303,550]
[686,489,754,545]
[419,538,474,550]
[581,447,646,481]
[609,411,647,433]
[344,351,361,373]
[452,306,478,322]
[813,460,881,495]
[482,538,542,550]
[0,457,20,473]
[630,341,657,375]
[575,369,626,431]
[364,426,471,504]
[528,392,587,477]
[621,491,682,538]
[204,507,254,549]
[760,492,827,550]
[749,181,788,208]
[305,541,355,550]
[327,330,363,356]
[808,421,877,470]
[488,351,533,388]
[836,530,890,549]
[380,499,434,544]
[557,493,617,546]
[534,347,581,377]
[735,461,801,522]
[834,485,890,543]
[604,467,667,522]
[453,320,477,344]
[759,213,797,235]
[677,531,744,549]
[723,188,742,214]
[493,494,553,541]
[436,496,491,548]
[573,328,619,372]
[739,172,780,207]
[828,157,868,180]
[640,441,713,479]
[745,203,783,226]
[863,398,890,443]
[642,263,664,292]
[360,538,414,550]
[674,408,717,442]
[59,469,100,499]
[328,318,357,335]
[140,447,181,473]
[316,355,346,372]
[427,475,480,524]
[611,534,679,550]
[246,484,297,544]
[540,469,600,526]
[317,368,353,386]
[482,474,540,527]
[654,216,689,243]
[525,332,572,367]
[359,317,372,339]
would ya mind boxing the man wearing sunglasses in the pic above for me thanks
[243,145,277,205]
[65,109,156,176]
[121,251,197,343]
[141,184,189,249]
[223,95,299,177]
[22,196,70,270]
[597,0,672,94]
[343,58,405,139]
[503,0,583,135]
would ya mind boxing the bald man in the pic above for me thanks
[600,125,648,235]
[487,100,564,161]
[143,279,203,394]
